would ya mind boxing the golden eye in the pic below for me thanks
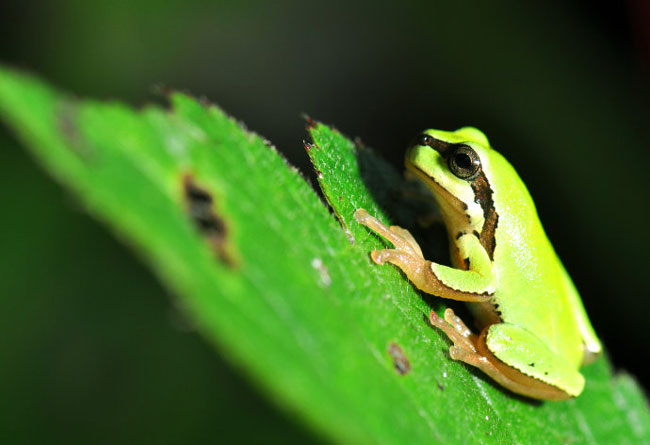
[448,145,481,180]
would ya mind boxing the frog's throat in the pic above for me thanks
[406,161,499,261]
[405,162,472,232]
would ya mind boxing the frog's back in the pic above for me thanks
[483,150,584,367]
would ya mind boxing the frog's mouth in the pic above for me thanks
[405,159,472,231]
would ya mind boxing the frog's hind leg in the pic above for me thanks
[429,309,573,401]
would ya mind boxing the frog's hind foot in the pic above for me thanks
[428,309,572,401]
[429,309,480,362]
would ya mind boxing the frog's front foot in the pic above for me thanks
[354,209,424,265]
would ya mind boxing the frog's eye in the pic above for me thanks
[448,145,481,180]
[417,134,434,146]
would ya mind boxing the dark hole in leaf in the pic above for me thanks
[387,342,411,376]
[183,174,236,267]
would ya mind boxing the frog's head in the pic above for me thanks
[405,127,497,239]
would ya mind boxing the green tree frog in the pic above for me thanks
[354,127,601,400]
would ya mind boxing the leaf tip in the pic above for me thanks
[301,113,318,130]
[151,83,173,98]
[303,139,316,152]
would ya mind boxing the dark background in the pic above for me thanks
[1,1,649,443]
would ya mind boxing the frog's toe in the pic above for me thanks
[370,249,394,264]
[370,247,424,271]
[388,225,423,258]
[429,310,478,354]
[449,345,467,361]
[443,308,474,339]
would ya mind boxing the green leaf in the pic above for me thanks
[1,66,648,444]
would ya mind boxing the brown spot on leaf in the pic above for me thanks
[183,174,236,267]
[387,342,411,375]
[55,99,94,160]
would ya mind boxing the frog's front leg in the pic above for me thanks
[354,209,492,303]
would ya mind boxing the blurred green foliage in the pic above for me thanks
[0,102,318,444]
[1,1,649,443]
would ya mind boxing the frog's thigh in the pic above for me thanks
[483,324,585,399]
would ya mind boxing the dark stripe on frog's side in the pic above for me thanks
[471,171,498,260]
